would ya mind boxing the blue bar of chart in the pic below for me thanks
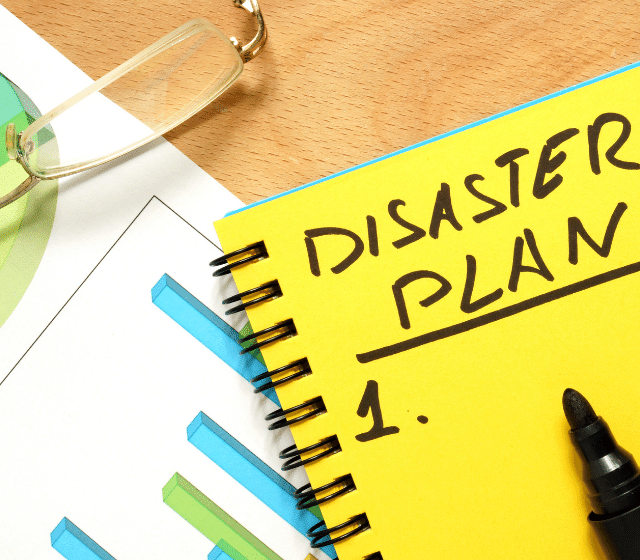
[152,274,279,405]
[188,411,336,558]
[51,518,115,560]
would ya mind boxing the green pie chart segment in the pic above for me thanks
[0,73,58,327]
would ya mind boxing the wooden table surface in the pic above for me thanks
[5,0,640,203]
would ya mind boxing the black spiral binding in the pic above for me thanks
[251,358,311,394]
[279,436,341,471]
[238,320,297,354]
[294,475,355,509]
[212,243,382,559]
[308,514,370,548]
[210,241,268,277]
[222,280,282,315]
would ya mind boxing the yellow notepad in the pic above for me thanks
[214,61,640,560]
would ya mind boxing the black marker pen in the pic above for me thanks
[562,388,640,560]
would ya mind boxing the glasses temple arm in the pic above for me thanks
[230,0,267,63]
[0,174,41,210]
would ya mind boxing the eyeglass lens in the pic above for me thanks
[20,19,243,178]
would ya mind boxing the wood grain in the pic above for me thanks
[5,0,640,203]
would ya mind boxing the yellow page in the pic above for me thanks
[215,62,640,560]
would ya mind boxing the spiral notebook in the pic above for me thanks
[212,60,640,560]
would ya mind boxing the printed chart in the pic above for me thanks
[0,196,322,560]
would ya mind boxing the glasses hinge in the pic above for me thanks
[229,0,267,63]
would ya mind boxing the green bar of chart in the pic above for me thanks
[163,473,284,560]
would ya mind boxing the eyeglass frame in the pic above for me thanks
[0,0,266,210]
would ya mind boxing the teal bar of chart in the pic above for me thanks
[188,412,336,558]
[51,518,115,560]
[151,274,278,405]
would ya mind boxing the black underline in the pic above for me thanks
[356,260,640,364]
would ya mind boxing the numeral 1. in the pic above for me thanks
[355,380,400,442]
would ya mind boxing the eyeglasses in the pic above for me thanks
[0,0,266,209]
